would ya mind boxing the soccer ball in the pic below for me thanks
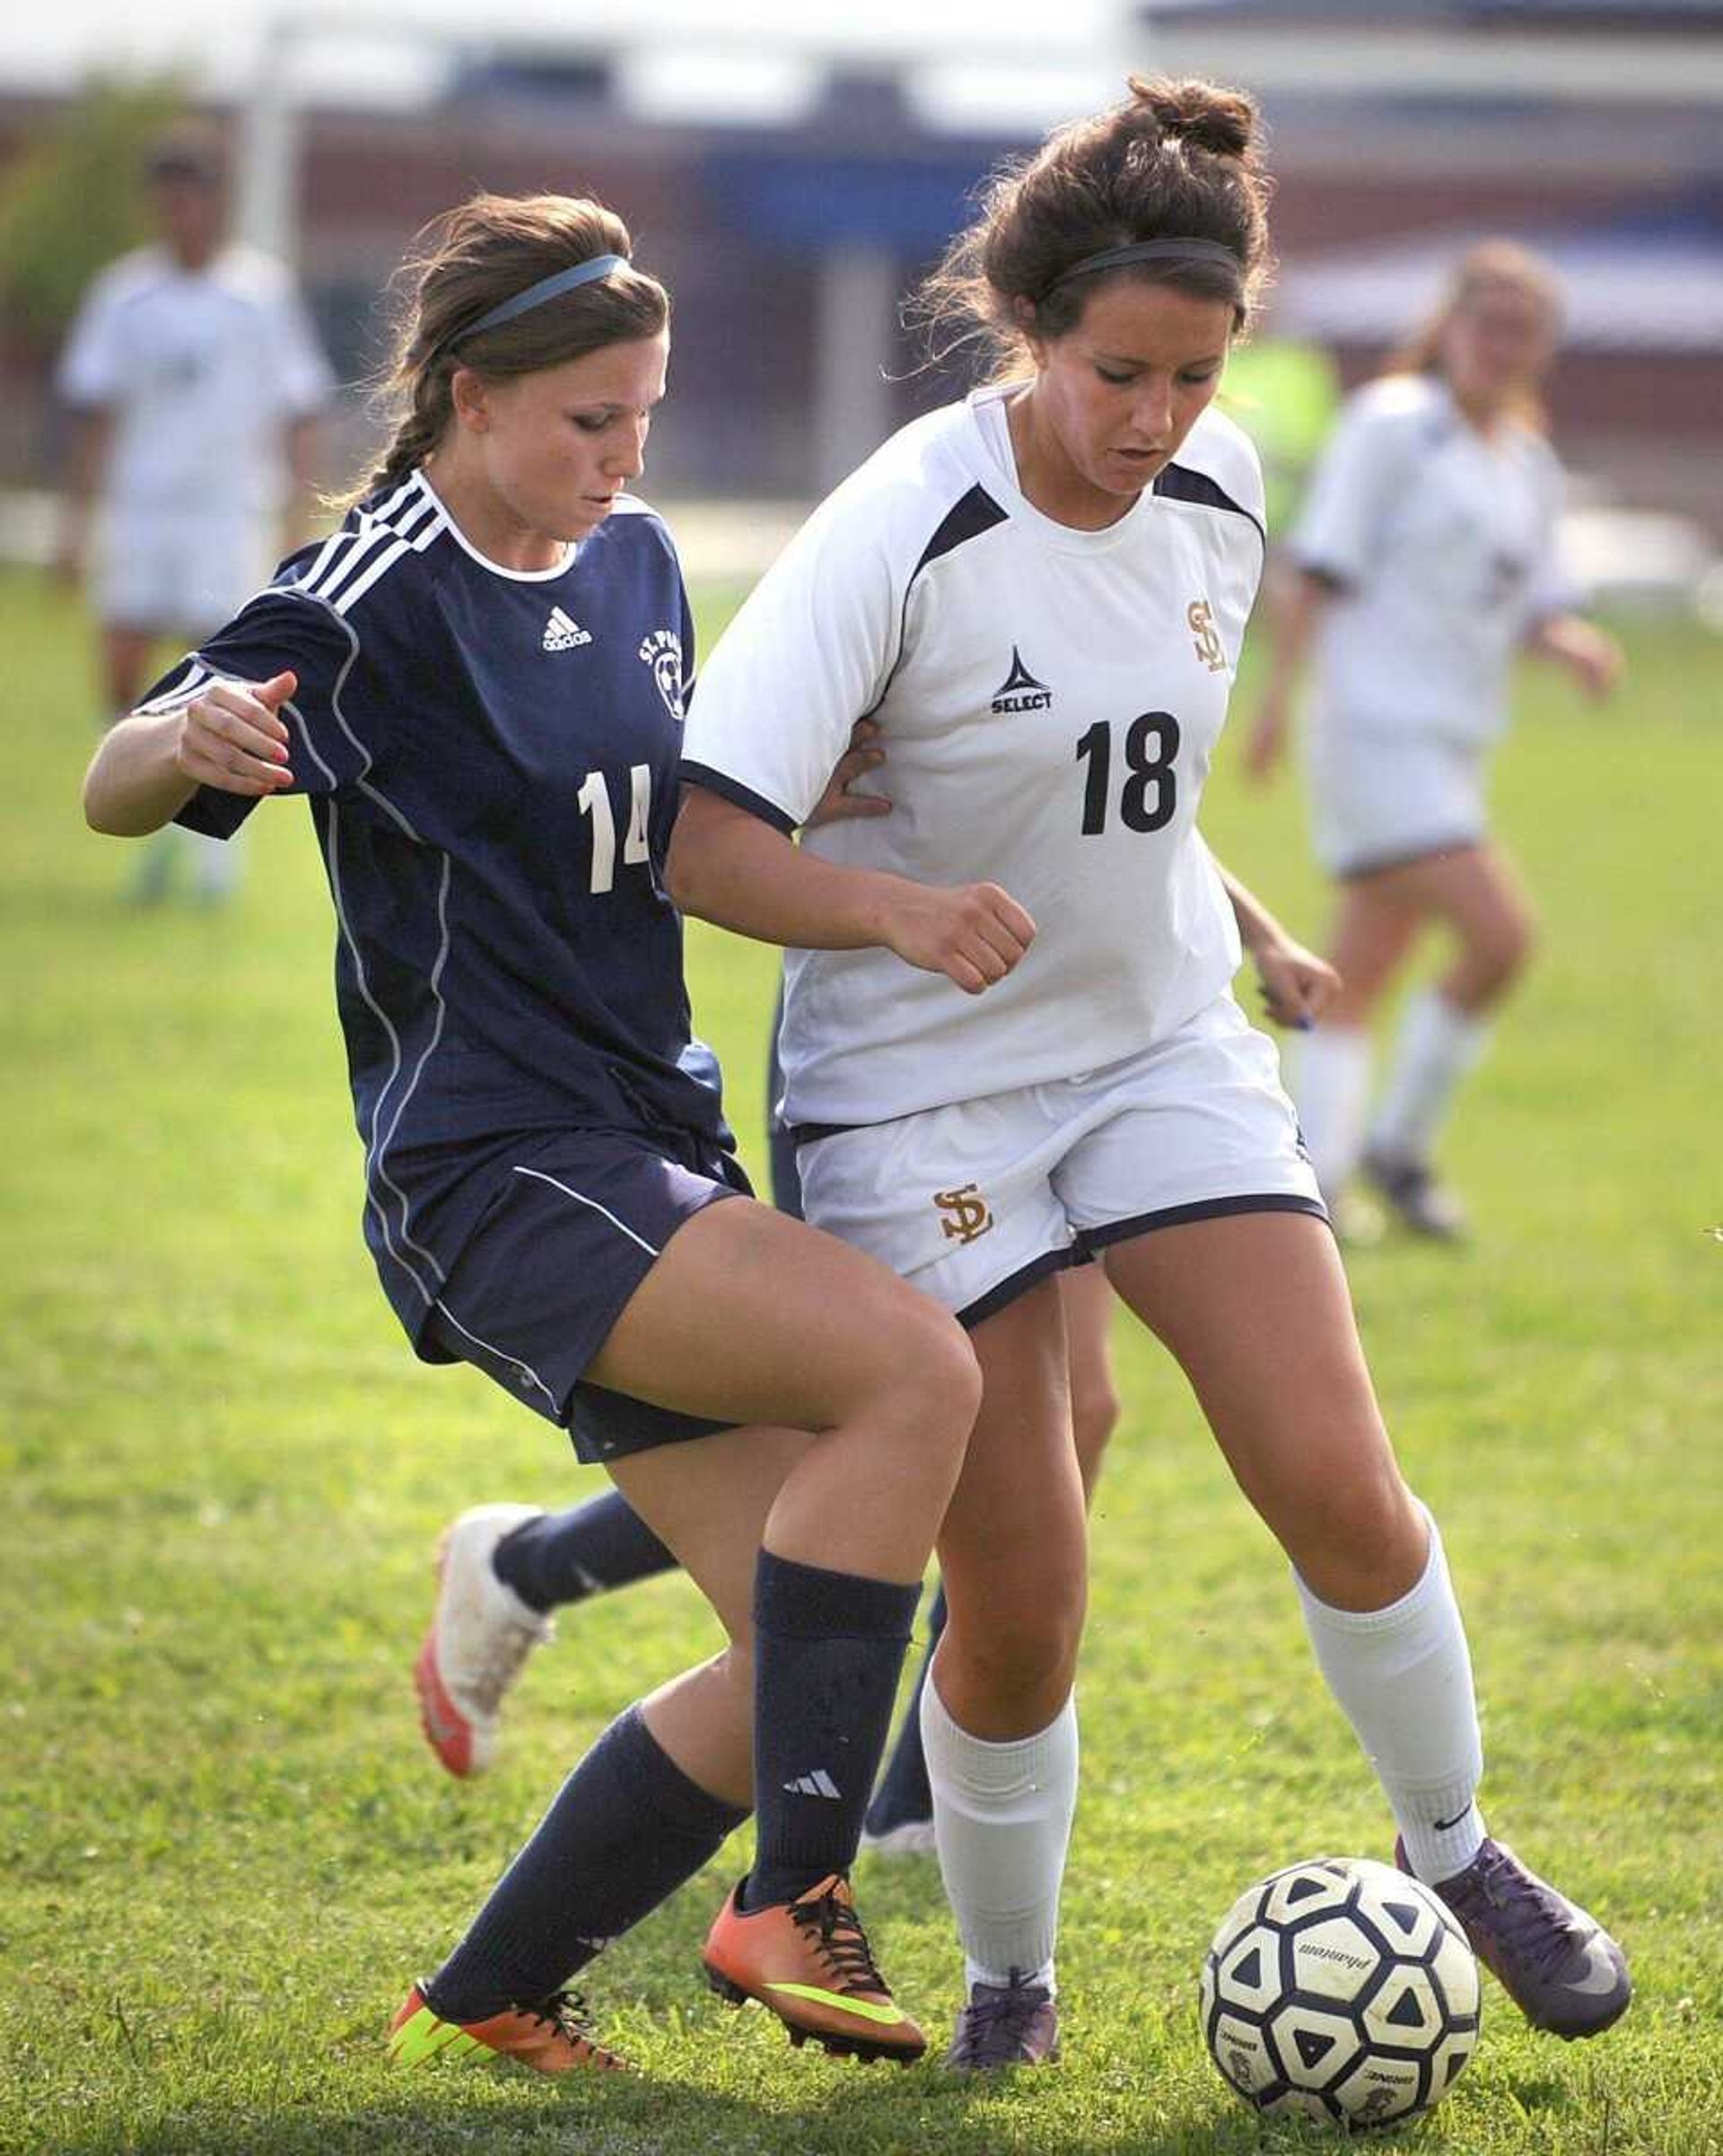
[1200,1855,1481,2128]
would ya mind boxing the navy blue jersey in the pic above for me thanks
[143,470,724,1347]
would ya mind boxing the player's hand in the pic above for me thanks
[173,672,297,796]
[881,879,1036,996]
[806,719,891,829]
[1243,694,1290,783]
[1253,936,1341,1030]
[1547,617,1623,702]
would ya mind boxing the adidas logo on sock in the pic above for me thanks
[783,1768,842,1800]
[543,606,592,651]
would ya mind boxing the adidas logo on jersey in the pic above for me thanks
[542,606,592,651]
[991,646,1053,713]
[783,1768,843,1800]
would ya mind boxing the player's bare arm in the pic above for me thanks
[83,672,295,834]
[669,781,1034,996]
[1245,563,1332,781]
[1525,612,1623,701]
[1217,861,1340,1029]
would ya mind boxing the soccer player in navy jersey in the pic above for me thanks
[82,191,990,2073]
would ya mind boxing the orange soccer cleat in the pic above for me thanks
[387,1984,628,2073]
[702,1874,926,2064]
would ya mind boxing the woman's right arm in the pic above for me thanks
[83,672,298,835]
[669,787,1034,999]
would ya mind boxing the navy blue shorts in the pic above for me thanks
[421,1126,750,1464]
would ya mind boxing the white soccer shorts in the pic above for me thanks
[793,991,1325,1324]
[1306,722,1490,881]
[97,507,276,639]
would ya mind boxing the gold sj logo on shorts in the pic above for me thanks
[933,1183,994,1245]
[1187,597,1228,674]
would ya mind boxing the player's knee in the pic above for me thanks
[882,1298,983,1453]
[1469,903,1537,999]
[1499,902,1538,982]
[1071,1375,1121,1496]
[711,1637,756,1704]
[1288,1455,1425,1603]
[952,1585,1085,1706]
[962,1627,1082,1717]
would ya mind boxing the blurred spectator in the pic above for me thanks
[56,123,333,903]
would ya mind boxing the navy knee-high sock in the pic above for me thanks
[426,1704,747,2021]
[494,1494,676,1612]
[744,1552,920,1908]
[863,1582,946,1836]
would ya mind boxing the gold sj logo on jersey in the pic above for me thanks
[1187,598,1228,673]
[933,1183,994,1246]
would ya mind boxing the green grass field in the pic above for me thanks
[2,563,1719,2154]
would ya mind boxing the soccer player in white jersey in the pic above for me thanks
[83,190,988,2075]
[1246,243,1622,1235]
[669,80,1631,2066]
[57,126,332,903]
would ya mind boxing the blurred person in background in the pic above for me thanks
[1246,242,1622,1237]
[56,122,332,904]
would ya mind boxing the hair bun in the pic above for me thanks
[1126,74,1256,160]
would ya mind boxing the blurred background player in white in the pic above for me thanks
[1246,242,1622,1236]
[56,123,332,904]
[669,78,1631,2068]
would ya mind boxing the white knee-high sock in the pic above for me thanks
[1295,1509,1487,1885]
[1369,990,1488,1165]
[1295,1025,1374,1200]
[920,1677,1079,1995]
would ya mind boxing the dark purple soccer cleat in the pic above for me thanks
[1361,1148,1468,1240]
[945,1970,1061,2073]
[1398,1837,1631,2040]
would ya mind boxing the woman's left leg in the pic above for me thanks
[863,1261,1122,1855]
[1101,1208,1630,2038]
[1362,841,1539,1234]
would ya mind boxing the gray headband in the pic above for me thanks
[1047,238,1243,297]
[454,253,630,345]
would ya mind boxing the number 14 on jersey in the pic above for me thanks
[577,764,652,893]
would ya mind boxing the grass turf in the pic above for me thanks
[1,565,1719,2153]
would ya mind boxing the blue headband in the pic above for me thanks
[456,252,630,344]
[1047,237,1242,296]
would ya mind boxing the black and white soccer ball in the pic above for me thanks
[1200,1855,1481,2128]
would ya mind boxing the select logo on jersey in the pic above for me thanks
[638,629,685,718]
[542,606,592,651]
[1186,598,1227,673]
[990,647,1053,713]
[934,1183,994,1246]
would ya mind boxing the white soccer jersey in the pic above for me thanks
[1292,374,1576,747]
[57,244,333,519]
[682,384,1265,1127]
